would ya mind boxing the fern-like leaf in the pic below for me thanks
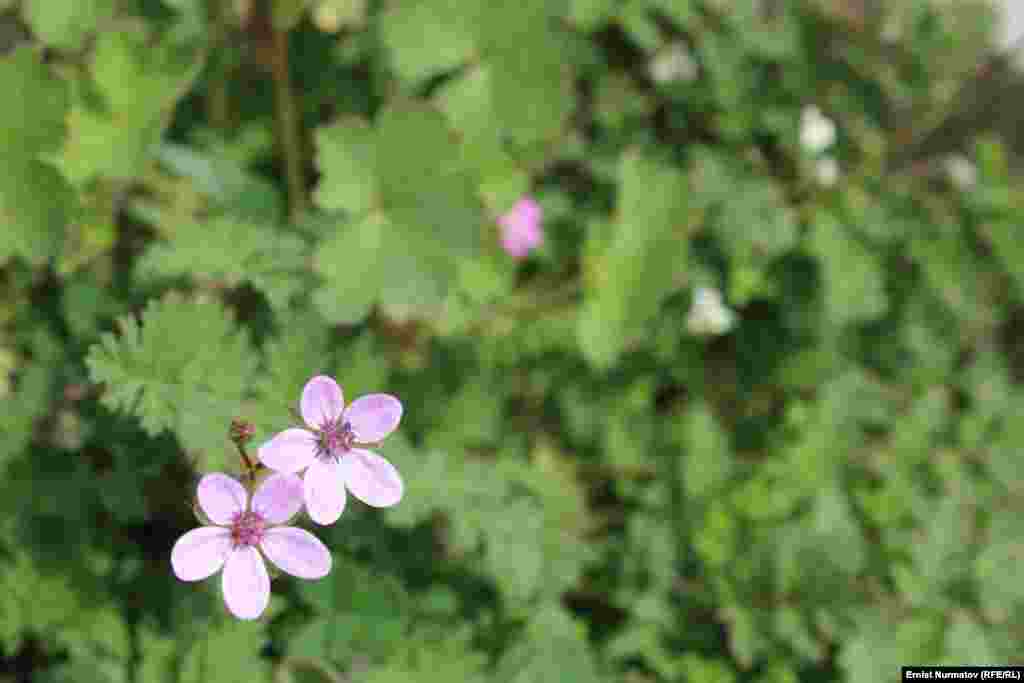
[85,294,255,465]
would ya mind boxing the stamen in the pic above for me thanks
[229,511,266,548]
[315,419,356,462]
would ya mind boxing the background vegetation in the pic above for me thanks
[1,0,1023,681]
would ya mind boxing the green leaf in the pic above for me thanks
[0,548,87,647]
[0,47,72,265]
[0,161,73,266]
[431,373,503,448]
[648,0,695,27]
[811,486,866,574]
[58,25,204,184]
[273,0,313,29]
[976,509,1024,620]
[494,603,603,683]
[841,612,944,683]
[380,0,475,87]
[85,294,256,467]
[984,219,1024,298]
[294,558,411,664]
[723,606,768,670]
[675,401,733,500]
[21,0,115,50]
[361,627,487,683]
[374,105,480,255]
[0,329,60,468]
[578,150,688,368]
[808,213,888,326]
[312,104,482,322]
[436,65,529,209]
[387,446,590,602]
[136,216,309,311]
[943,613,999,665]
[312,212,388,324]
[680,654,737,683]
[909,226,982,319]
[773,608,823,663]
[248,311,332,444]
[568,0,619,30]
[907,496,968,603]
[179,616,272,683]
[155,142,284,220]
[312,118,377,215]
[0,45,68,167]
[487,34,572,147]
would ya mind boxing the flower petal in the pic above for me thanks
[516,198,542,224]
[303,459,347,525]
[197,473,248,525]
[251,472,304,525]
[340,449,404,508]
[221,546,270,620]
[301,375,344,428]
[171,527,232,581]
[260,527,332,579]
[257,428,318,474]
[343,394,402,443]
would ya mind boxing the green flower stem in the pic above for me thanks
[206,0,233,132]
[234,441,259,485]
[269,19,307,220]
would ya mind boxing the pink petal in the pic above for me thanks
[500,231,530,259]
[343,394,402,443]
[340,449,404,508]
[260,527,332,579]
[301,375,344,428]
[498,197,543,259]
[171,527,232,581]
[523,221,543,248]
[515,198,542,224]
[303,459,347,525]
[251,472,304,525]
[221,546,270,620]
[196,473,248,525]
[257,428,318,474]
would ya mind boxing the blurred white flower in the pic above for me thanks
[800,106,836,154]
[815,157,840,187]
[650,42,698,84]
[998,0,1024,70]
[944,155,977,190]
[686,287,736,337]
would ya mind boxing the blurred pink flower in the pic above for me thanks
[258,375,404,525]
[498,197,543,259]
[171,472,331,620]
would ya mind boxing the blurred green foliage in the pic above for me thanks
[1,0,1022,681]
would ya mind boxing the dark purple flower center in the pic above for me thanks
[229,511,266,548]
[315,419,355,462]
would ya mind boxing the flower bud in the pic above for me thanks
[229,418,256,446]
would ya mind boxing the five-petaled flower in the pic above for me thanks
[171,472,332,620]
[497,197,543,260]
[258,375,404,525]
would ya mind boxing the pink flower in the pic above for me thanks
[257,376,404,525]
[497,197,543,259]
[171,472,331,620]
